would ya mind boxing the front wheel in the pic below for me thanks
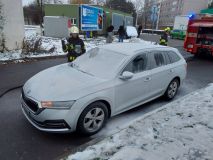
[164,79,179,100]
[77,102,108,136]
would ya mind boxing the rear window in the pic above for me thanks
[154,53,165,67]
[167,51,181,63]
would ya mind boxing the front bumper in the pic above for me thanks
[21,98,74,133]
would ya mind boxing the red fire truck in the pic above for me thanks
[184,15,213,57]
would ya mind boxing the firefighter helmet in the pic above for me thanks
[164,27,171,32]
[69,26,79,34]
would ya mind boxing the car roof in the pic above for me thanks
[99,42,171,56]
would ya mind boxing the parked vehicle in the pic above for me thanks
[142,29,164,35]
[171,29,186,40]
[171,16,189,40]
[184,15,213,57]
[173,16,189,30]
[21,43,187,135]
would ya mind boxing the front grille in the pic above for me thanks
[22,89,39,113]
[34,120,71,129]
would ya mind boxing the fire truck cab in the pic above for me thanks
[184,15,213,56]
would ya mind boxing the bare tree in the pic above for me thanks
[131,0,145,26]
[0,2,4,32]
[0,1,6,52]
[209,2,213,8]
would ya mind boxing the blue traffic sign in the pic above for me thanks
[151,5,158,14]
[151,13,157,22]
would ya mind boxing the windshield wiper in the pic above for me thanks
[75,67,94,77]
[69,63,94,76]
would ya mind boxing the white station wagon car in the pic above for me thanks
[21,43,187,135]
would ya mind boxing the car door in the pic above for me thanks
[114,52,153,113]
[149,50,174,97]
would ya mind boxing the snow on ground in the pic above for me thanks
[67,84,213,160]
[0,26,153,62]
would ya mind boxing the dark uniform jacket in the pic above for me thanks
[62,37,86,62]
[160,32,168,46]
[117,26,126,37]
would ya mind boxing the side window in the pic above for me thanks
[154,53,165,67]
[123,54,148,74]
[167,51,181,63]
[162,52,171,64]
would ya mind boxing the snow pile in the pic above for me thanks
[67,84,213,160]
[0,26,153,62]
[126,26,138,37]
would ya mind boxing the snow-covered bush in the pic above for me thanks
[22,37,56,55]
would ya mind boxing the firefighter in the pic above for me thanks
[160,27,170,46]
[62,26,86,62]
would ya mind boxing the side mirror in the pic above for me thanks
[119,71,134,80]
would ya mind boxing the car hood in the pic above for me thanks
[23,63,107,101]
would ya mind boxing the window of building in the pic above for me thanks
[172,1,177,5]
[71,18,77,25]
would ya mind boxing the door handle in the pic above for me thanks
[170,69,174,73]
[144,77,151,82]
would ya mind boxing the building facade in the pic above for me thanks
[144,0,209,29]
[158,0,208,29]
[143,0,162,29]
[0,0,24,51]
[44,4,133,37]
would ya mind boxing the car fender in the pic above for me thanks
[71,88,114,130]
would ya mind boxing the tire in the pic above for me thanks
[77,102,108,136]
[164,79,180,100]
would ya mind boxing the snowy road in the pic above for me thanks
[0,36,213,160]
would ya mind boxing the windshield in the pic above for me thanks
[71,48,127,79]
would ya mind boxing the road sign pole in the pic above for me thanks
[156,1,161,30]
[151,5,158,34]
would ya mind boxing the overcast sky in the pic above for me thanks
[22,0,34,6]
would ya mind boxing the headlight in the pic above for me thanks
[41,101,75,109]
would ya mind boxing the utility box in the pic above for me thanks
[44,16,70,38]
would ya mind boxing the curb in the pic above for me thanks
[0,55,66,66]
[56,136,106,160]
